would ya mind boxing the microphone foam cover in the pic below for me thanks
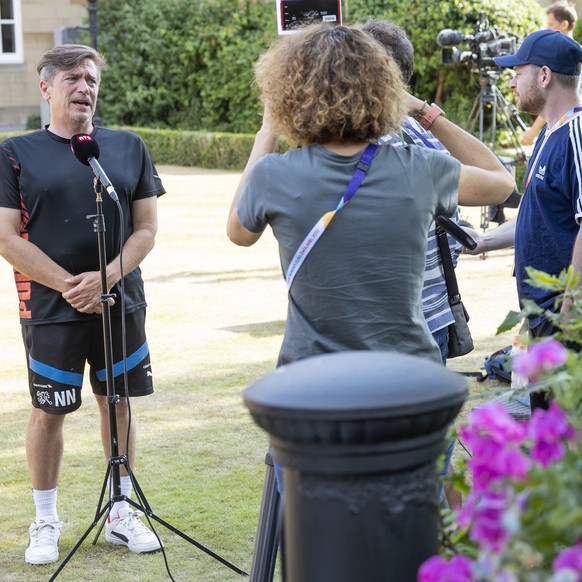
[70,133,100,165]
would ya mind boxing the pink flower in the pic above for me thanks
[528,401,577,468]
[418,555,474,582]
[461,403,526,444]
[459,489,515,552]
[512,339,567,383]
[553,541,582,581]
[468,437,531,491]
[460,404,530,492]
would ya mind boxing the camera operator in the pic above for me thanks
[227,21,513,499]
[463,30,582,411]
[227,23,512,366]
[522,1,578,146]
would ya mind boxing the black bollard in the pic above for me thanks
[243,351,467,582]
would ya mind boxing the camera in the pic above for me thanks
[437,13,516,71]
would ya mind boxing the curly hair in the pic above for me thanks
[255,24,406,146]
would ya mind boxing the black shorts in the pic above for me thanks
[23,309,154,415]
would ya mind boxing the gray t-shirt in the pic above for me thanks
[237,143,460,365]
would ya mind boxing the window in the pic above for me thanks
[0,0,23,64]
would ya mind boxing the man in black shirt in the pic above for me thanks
[0,44,165,565]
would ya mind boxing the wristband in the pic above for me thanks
[418,103,445,130]
[414,101,428,120]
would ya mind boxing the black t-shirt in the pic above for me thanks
[0,126,165,324]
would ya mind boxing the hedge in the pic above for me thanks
[0,128,290,171]
[116,127,259,170]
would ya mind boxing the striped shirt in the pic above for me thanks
[379,117,462,333]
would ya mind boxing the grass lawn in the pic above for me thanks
[0,165,515,581]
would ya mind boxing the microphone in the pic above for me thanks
[70,134,119,202]
[436,29,468,48]
[474,29,497,43]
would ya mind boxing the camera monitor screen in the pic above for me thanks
[276,0,342,35]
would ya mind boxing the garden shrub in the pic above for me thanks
[94,0,544,137]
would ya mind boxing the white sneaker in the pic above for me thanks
[25,515,63,565]
[105,508,163,553]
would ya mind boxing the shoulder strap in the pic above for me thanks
[436,224,460,300]
[285,143,379,291]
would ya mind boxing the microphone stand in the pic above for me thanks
[49,179,247,580]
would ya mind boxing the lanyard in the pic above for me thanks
[525,107,582,189]
[285,143,379,291]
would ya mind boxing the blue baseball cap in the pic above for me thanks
[494,29,582,75]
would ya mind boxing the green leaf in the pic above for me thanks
[497,310,525,334]
[525,267,563,290]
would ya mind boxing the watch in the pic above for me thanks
[418,103,445,130]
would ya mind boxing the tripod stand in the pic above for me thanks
[49,179,247,580]
[466,69,528,231]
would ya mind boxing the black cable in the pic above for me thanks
[113,200,174,580]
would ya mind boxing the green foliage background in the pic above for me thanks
[349,0,544,127]
[97,0,277,133]
[95,0,545,134]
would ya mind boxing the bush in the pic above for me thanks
[425,268,582,581]
[116,126,258,170]
[25,115,41,130]
[0,128,289,171]
[348,0,544,129]
[96,0,276,134]
[92,0,543,138]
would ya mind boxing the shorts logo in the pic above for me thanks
[147,371,153,377]
[36,389,76,408]
[36,391,53,406]
[535,165,546,181]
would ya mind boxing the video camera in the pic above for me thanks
[437,13,516,71]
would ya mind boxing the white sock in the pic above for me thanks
[110,475,132,520]
[32,487,58,521]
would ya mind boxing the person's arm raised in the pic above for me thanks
[407,94,516,207]
[227,109,279,247]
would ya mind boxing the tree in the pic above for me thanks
[348,0,544,128]
[95,0,544,134]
